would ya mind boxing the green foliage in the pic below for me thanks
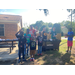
[39,9,49,16]
[52,23,61,33]
[24,20,75,35]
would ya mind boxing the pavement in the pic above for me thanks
[61,37,75,40]
[0,45,19,65]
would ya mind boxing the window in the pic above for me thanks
[0,24,4,36]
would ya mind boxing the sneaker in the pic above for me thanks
[40,53,42,55]
[66,50,68,52]
[18,59,21,63]
[69,50,71,52]
[30,58,32,61]
[37,54,39,55]
[32,58,35,61]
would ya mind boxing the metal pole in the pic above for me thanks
[71,9,72,28]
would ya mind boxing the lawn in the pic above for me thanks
[74,36,75,39]
[21,39,75,65]
[0,39,75,65]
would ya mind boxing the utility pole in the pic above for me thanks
[71,9,72,29]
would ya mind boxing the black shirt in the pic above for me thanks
[16,34,26,47]
[30,41,36,50]
[42,31,47,40]
[37,36,43,46]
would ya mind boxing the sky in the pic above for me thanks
[0,9,71,27]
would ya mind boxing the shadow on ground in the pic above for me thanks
[19,50,72,65]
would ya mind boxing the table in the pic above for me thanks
[0,39,18,53]
[42,39,61,51]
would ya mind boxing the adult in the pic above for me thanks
[42,27,47,40]
[50,27,57,40]
[29,25,38,41]
[29,25,36,37]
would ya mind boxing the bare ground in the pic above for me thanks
[0,45,75,65]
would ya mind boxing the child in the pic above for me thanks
[24,29,31,56]
[15,29,26,63]
[37,32,43,55]
[30,37,36,61]
[66,28,74,52]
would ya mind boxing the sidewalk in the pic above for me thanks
[0,45,18,65]
[61,37,75,40]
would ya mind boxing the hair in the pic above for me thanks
[27,29,29,32]
[20,31,24,35]
[69,28,72,30]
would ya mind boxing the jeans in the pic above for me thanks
[27,43,30,55]
[38,46,42,54]
[19,47,24,60]
[24,43,30,55]
[24,44,26,55]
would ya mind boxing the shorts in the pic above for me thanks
[30,50,36,55]
[67,40,73,47]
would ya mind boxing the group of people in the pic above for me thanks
[15,25,74,63]
[16,25,44,63]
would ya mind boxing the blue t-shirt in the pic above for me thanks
[68,31,74,41]
[24,33,31,43]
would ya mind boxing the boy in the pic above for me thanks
[24,29,31,56]
[37,32,43,55]
[15,29,26,63]
[30,37,36,61]
[66,28,74,52]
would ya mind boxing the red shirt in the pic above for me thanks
[29,29,36,36]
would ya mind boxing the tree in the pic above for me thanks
[39,9,49,16]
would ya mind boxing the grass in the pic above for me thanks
[33,39,75,65]
[20,39,75,65]
[74,36,75,39]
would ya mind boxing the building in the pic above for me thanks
[0,14,22,39]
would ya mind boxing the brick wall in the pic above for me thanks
[0,22,21,39]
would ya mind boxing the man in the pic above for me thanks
[29,25,38,44]
[50,27,57,40]
[42,27,47,40]
[66,28,74,52]
[29,25,36,37]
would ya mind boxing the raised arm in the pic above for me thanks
[15,29,22,37]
